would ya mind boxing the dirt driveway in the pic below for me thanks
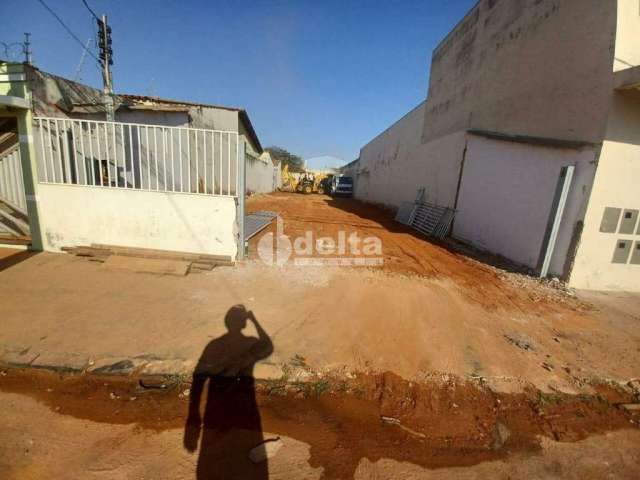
[248,193,579,313]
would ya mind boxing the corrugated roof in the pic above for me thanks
[118,94,262,153]
[11,64,264,153]
[118,94,242,112]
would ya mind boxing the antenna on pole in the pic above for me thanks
[23,33,32,64]
[74,38,92,81]
[97,14,114,121]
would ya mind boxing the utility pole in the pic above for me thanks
[23,33,32,64]
[97,15,114,121]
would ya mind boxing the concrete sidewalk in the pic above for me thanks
[1,248,639,393]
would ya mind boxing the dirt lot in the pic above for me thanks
[1,193,640,478]
[1,193,639,391]
[248,193,586,313]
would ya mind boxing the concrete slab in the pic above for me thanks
[31,351,89,372]
[0,345,39,367]
[141,359,195,376]
[102,255,190,276]
[87,357,148,375]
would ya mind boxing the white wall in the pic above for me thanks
[38,184,237,259]
[246,155,275,194]
[273,160,282,190]
[453,135,597,274]
[356,102,466,209]
[569,89,640,291]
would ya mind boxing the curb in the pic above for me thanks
[0,345,287,382]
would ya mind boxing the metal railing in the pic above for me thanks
[0,145,27,212]
[34,117,239,196]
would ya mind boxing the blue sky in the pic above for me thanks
[1,0,475,163]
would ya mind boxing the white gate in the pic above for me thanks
[0,145,27,211]
[0,145,30,238]
[34,117,240,197]
[30,117,245,259]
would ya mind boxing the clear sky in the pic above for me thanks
[1,0,475,163]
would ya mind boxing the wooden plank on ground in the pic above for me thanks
[0,234,31,246]
[91,244,234,264]
[101,255,190,276]
[0,208,29,236]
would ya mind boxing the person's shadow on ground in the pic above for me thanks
[183,305,274,479]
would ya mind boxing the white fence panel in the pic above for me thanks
[34,117,239,197]
[0,146,27,212]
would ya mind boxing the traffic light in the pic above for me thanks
[96,18,113,66]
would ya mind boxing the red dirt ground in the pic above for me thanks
[247,193,585,314]
[1,367,638,479]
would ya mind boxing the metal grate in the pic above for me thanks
[0,145,26,213]
[244,211,278,240]
[397,201,455,240]
[394,201,416,225]
[432,208,455,239]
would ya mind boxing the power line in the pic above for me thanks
[81,0,100,21]
[35,0,100,63]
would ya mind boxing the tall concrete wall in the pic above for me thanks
[37,184,238,258]
[423,0,616,144]
[356,102,466,209]
[453,135,597,275]
[569,88,640,291]
[358,0,619,212]
[353,0,639,290]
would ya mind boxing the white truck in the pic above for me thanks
[330,175,353,197]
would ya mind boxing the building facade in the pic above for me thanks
[355,0,640,291]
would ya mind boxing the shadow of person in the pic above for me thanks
[184,305,274,479]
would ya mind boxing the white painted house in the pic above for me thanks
[1,63,277,260]
[355,0,640,291]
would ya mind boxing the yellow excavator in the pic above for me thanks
[281,164,298,192]
[281,165,329,194]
